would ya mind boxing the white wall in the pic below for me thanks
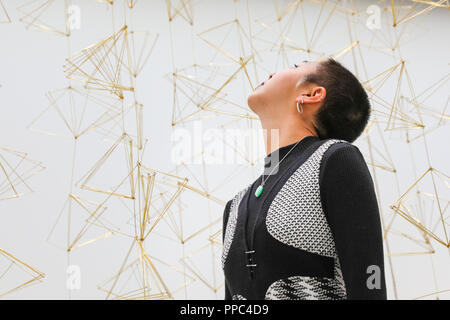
[0,0,449,299]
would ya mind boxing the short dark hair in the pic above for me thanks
[303,58,370,143]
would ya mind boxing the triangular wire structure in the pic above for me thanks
[0,248,45,298]
[363,61,424,131]
[391,167,449,247]
[27,86,123,140]
[0,146,45,200]
[98,239,195,300]
[389,0,449,27]
[64,25,134,99]
[165,0,194,25]
[17,0,71,36]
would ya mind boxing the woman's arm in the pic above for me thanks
[320,143,387,299]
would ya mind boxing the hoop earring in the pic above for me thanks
[296,97,304,114]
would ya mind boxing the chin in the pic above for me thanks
[247,89,262,113]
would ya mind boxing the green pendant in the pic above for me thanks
[255,185,264,198]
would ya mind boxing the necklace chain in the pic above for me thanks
[254,138,305,198]
[262,138,303,185]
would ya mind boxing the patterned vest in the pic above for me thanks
[222,138,349,300]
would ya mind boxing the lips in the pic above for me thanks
[256,74,273,89]
[255,81,265,90]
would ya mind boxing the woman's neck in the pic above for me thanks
[261,118,318,155]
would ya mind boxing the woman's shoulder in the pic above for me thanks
[319,139,369,186]
[323,138,359,155]
[321,139,364,165]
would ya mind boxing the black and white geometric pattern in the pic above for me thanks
[265,138,348,299]
[266,139,346,256]
[221,185,250,269]
[265,275,347,300]
[222,138,349,300]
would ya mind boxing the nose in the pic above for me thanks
[269,73,275,79]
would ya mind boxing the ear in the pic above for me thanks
[301,86,326,104]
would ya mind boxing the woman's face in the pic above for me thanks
[247,61,318,114]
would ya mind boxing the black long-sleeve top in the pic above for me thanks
[222,135,387,300]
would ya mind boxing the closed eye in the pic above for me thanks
[294,61,308,68]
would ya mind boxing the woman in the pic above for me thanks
[222,58,387,300]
